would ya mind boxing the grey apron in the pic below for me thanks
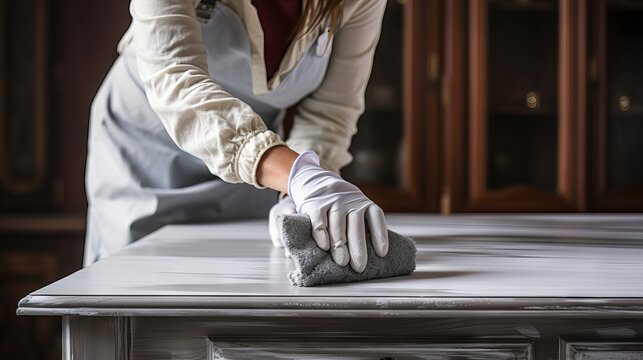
[84,3,333,264]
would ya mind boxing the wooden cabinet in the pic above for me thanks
[357,0,643,212]
[466,0,578,212]
[446,0,586,212]
[342,0,442,212]
[587,0,643,211]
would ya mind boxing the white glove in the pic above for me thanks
[268,196,297,248]
[288,151,389,273]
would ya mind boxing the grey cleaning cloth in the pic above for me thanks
[278,214,417,287]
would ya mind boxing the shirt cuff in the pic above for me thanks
[236,129,286,189]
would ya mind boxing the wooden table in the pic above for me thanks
[17,215,643,359]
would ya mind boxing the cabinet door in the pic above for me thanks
[561,341,643,360]
[210,341,533,360]
[342,0,441,212]
[587,0,643,211]
[458,0,579,212]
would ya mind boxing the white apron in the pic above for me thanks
[84,2,333,264]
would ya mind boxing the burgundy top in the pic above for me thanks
[251,0,302,80]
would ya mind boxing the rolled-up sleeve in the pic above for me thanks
[286,0,386,174]
[130,0,285,188]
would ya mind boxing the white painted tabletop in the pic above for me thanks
[18,214,643,317]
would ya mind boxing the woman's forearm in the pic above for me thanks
[256,145,299,194]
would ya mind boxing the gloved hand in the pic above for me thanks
[268,195,297,248]
[287,151,389,273]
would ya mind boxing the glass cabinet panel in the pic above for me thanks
[342,0,404,189]
[341,0,438,211]
[587,0,643,210]
[605,0,643,190]
[485,0,558,192]
[466,0,575,211]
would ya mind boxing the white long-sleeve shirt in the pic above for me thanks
[118,0,386,188]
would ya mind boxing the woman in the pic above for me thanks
[85,0,389,273]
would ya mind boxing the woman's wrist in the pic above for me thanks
[256,145,299,194]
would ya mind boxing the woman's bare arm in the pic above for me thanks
[256,146,298,194]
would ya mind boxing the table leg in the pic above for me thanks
[62,316,129,360]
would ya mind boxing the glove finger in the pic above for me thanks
[347,210,368,273]
[328,207,349,267]
[307,207,330,251]
[366,204,389,257]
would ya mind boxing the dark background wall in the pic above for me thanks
[0,1,129,358]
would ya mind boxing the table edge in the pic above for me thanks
[17,294,643,317]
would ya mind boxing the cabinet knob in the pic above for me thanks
[526,91,540,110]
[618,95,630,111]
